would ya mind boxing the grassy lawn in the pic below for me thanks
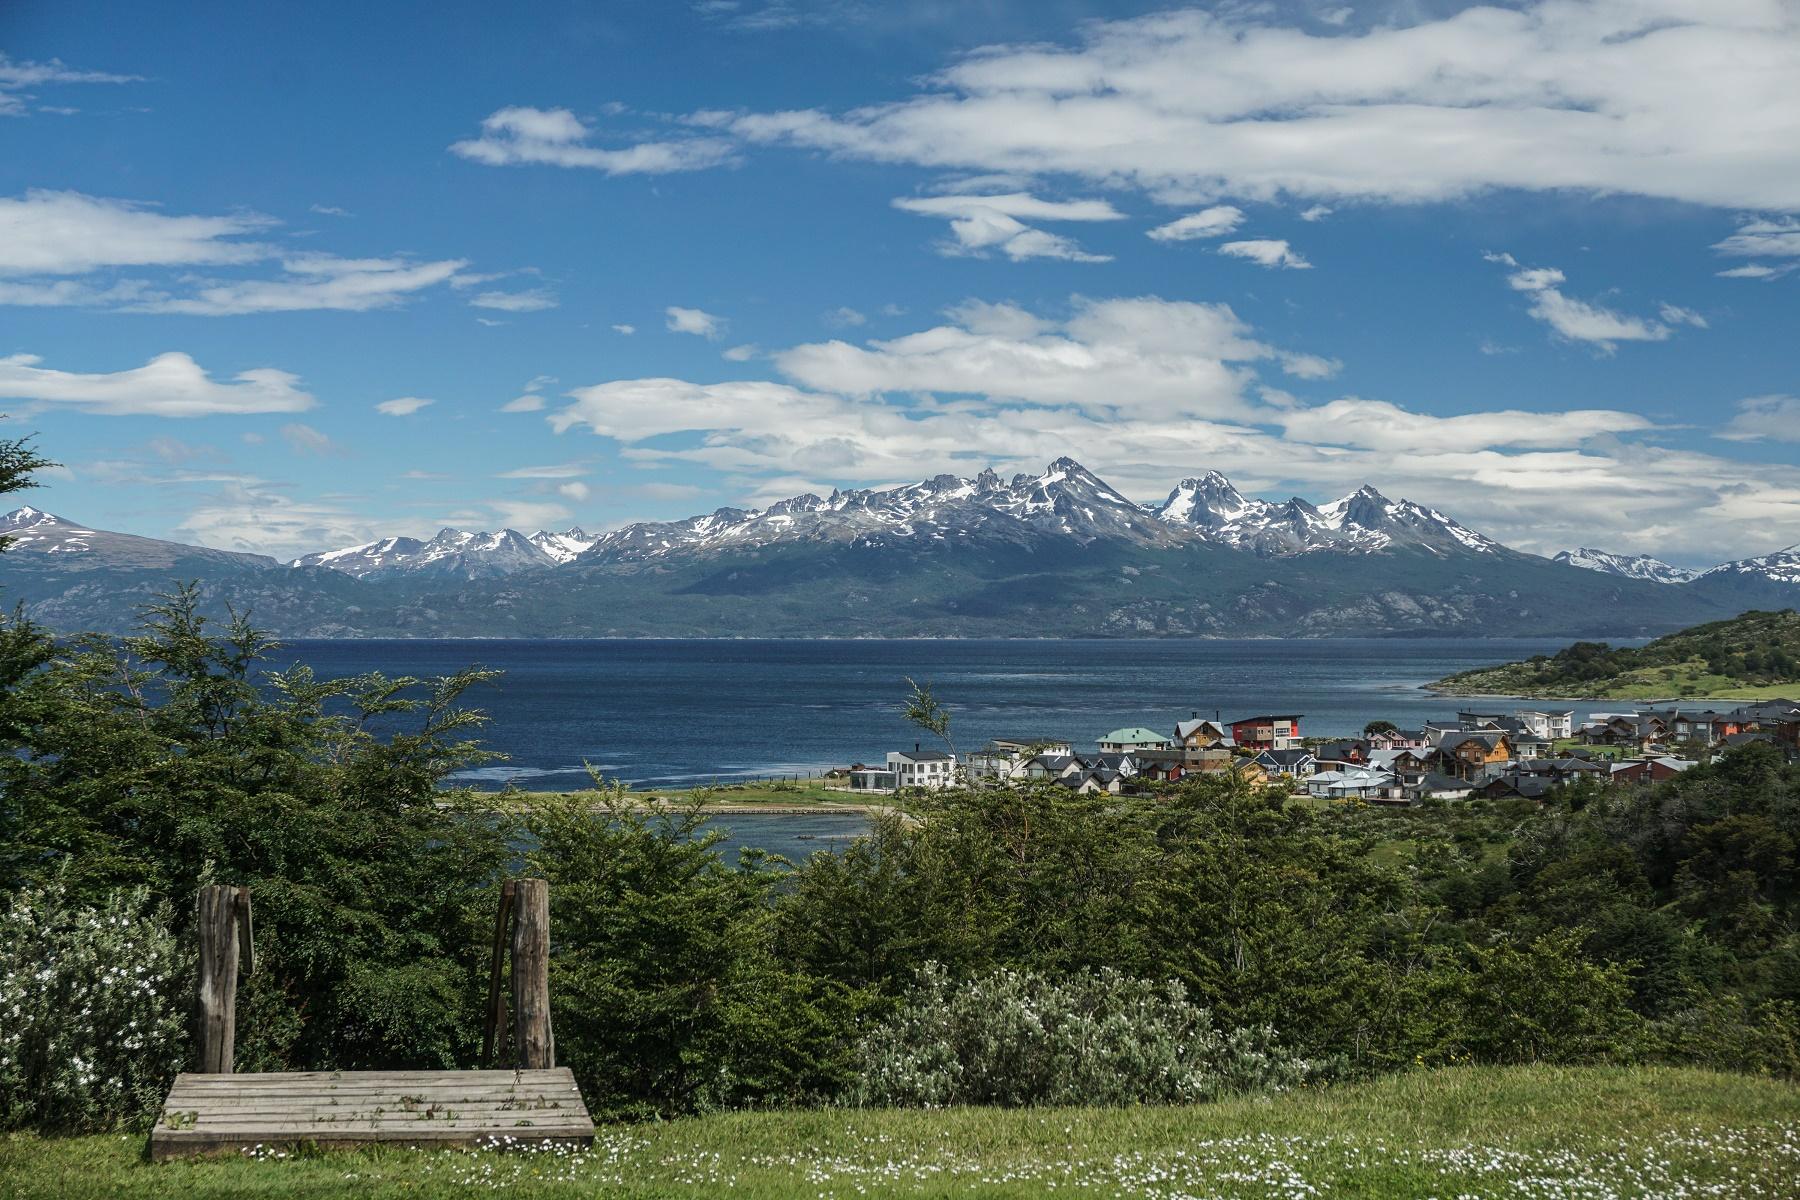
[5,1066,1795,1198]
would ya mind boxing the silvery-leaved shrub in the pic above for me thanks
[0,882,191,1132]
[849,962,1314,1108]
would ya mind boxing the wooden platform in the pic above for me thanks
[149,1068,596,1160]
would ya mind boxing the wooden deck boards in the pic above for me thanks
[150,1068,595,1160]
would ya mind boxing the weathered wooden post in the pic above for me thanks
[510,878,553,1069]
[481,879,516,1067]
[197,885,252,1073]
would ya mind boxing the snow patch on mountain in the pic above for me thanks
[1697,545,1800,587]
[1553,547,1700,585]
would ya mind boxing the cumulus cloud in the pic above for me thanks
[540,292,1800,560]
[179,483,388,559]
[1219,239,1310,269]
[0,351,314,417]
[891,192,1121,262]
[1486,253,1687,353]
[1147,205,1243,242]
[1719,395,1800,443]
[727,4,1800,211]
[666,305,726,337]
[450,106,735,174]
[556,481,591,501]
[375,396,434,416]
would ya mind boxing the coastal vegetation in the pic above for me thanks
[1432,608,1800,699]
[5,1066,1795,1198]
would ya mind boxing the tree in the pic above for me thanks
[0,433,54,553]
[1363,720,1398,736]
[902,676,957,762]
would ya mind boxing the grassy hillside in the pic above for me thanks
[1432,609,1800,699]
[3,1067,1793,1199]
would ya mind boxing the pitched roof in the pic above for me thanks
[1101,726,1168,744]
[892,749,954,762]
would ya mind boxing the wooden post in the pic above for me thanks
[197,885,249,1074]
[481,880,516,1067]
[510,878,553,1069]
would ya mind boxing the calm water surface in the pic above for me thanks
[276,638,1632,792]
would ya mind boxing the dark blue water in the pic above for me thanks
[269,638,1626,791]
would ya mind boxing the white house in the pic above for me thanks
[1515,710,1575,740]
[1306,768,1400,801]
[888,748,956,789]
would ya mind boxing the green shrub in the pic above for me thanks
[848,962,1315,1108]
[0,882,190,1132]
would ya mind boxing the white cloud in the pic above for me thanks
[1718,395,1800,443]
[310,204,353,217]
[522,374,557,392]
[1299,204,1333,222]
[1716,263,1792,280]
[375,396,434,416]
[1279,352,1341,380]
[0,191,467,314]
[1147,205,1243,242]
[541,292,1800,560]
[470,288,558,312]
[1487,252,1688,353]
[556,481,591,501]
[1318,8,1353,28]
[666,305,726,338]
[450,106,735,174]
[500,395,546,413]
[0,54,138,117]
[1276,397,1651,451]
[891,192,1120,261]
[723,344,761,361]
[0,190,271,276]
[495,462,588,479]
[728,4,1800,211]
[1658,303,1708,329]
[612,323,637,334]
[1713,217,1800,258]
[280,423,339,456]
[486,499,573,529]
[824,306,867,327]
[141,254,467,315]
[1219,239,1310,269]
[0,351,314,417]
[179,484,386,560]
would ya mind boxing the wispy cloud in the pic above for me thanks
[666,305,726,338]
[450,106,735,174]
[0,351,314,417]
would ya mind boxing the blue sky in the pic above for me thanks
[1,0,1797,566]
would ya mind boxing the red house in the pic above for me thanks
[1229,714,1303,751]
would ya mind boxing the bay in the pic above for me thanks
[273,637,1633,792]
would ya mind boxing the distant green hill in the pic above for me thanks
[1431,609,1800,699]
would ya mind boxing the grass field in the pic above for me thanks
[4,1067,1795,1198]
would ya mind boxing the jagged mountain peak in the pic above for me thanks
[1554,547,1700,585]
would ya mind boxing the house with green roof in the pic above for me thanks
[1098,726,1172,753]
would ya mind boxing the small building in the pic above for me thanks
[1514,709,1575,740]
[1228,714,1303,751]
[1173,716,1231,750]
[888,748,956,790]
[1098,726,1172,753]
[1433,730,1513,780]
[1253,748,1318,779]
[1306,768,1401,802]
[1609,757,1695,786]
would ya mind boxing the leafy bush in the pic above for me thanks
[848,962,1315,1108]
[0,882,190,1132]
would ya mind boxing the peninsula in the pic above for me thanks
[1430,610,1800,700]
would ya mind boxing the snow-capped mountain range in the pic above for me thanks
[1553,548,1701,585]
[285,458,1506,575]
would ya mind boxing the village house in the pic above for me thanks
[1313,740,1370,768]
[1412,771,1475,800]
[886,748,956,789]
[1514,709,1576,740]
[1432,729,1513,781]
[1365,727,1430,751]
[1609,757,1696,786]
[1252,747,1318,779]
[1307,768,1403,803]
[1228,714,1303,751]
[1098,726,1172,753]
[963,737,1075,784]
[1172,715,1232,750]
